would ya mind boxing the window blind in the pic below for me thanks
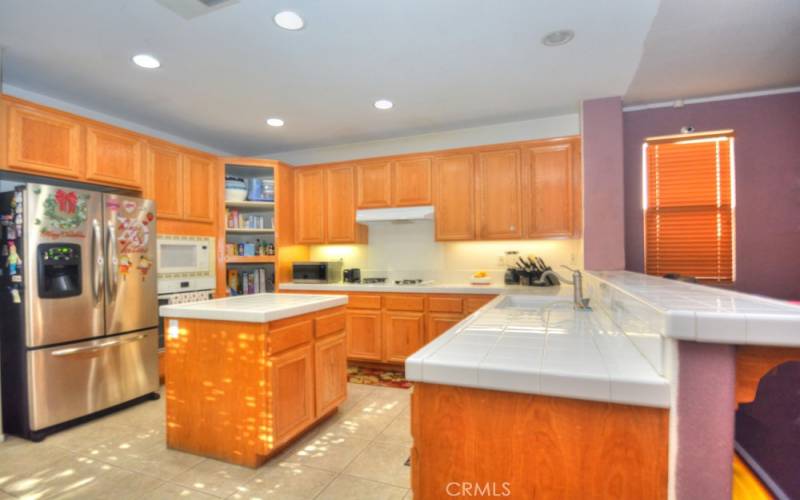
[643,132,735,282]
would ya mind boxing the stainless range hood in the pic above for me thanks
[356,205,434,223]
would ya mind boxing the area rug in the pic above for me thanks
[347,365,413,389]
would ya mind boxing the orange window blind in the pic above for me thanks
[644,132,735,282]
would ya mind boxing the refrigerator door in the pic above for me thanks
[103,194,158,335]
[27,329,159,430]
[24,183,105,347]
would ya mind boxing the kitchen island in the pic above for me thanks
[404,271,800,499]
[159,293,348,467]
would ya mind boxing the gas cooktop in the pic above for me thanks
[356,278,434,286]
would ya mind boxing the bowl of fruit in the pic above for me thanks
[470,271,492,285]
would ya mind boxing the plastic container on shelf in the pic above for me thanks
[225,176,247,202]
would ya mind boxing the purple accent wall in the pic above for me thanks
[623,92,800,300]
[582,97,626,270]
[674,341,737,500]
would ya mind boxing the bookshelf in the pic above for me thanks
[220,160,277,296]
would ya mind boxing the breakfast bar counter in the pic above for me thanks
[159,293,349,467]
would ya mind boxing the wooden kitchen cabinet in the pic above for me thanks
[383,311,425,363]
[270,343,316,445]
[356,161,392,208]
[295,167,327,243]
[346,310,383,361]
[326,165,367,243]
[477,149,523,239]
[6,100,83,179]
[181,153,215,223]
[392,158,432,206]
[524,141,578,238]
[314,333,348,416]
[85,125,144,189]
[148,144,183,220]
[433,154,476,241]
[426,313,463,343]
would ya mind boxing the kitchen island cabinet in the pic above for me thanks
[160,293,348,467]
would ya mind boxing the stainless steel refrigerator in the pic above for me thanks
[0,182,159,441]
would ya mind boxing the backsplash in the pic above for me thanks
[309,220,583,283]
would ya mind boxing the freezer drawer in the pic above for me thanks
[27,329,159,430]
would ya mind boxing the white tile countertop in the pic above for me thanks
[405,293,670,408]
[589,271,800,346]
[279,282,563,295]
[159,293,347,323]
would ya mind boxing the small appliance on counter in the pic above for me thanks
[0,183,159,441]
[292,261,343,283]
[343,268,361,283]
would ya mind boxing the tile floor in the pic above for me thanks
[0,383,413,499]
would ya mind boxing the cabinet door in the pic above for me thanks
[295,168,326,243]
[85,125,144,189]
[7,103,82,179]
[346,309,382,361]
[426,313,463,343]
[392,158,432,206]
[524,141,577,238]
[433,154,475,241]
[477,149,523,239]
[326,165,366,243]
[315,333,347,416]
[270,343,315,445]
[383,311,425,364]
[356,161,392,208]
[182,154,215,223]
[148,145,183,220]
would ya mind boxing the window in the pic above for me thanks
[643,130,735,282]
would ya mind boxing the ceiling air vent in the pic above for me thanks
[156,0,239,19]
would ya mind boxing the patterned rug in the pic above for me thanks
[347,365,413,389]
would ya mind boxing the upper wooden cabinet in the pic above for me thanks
[524,141,579,238]
[392,158,432,206]
[85,125,144,189]
[356,161,392,208]
[6,100,83,179]
[477,149,523,240]
[326,165,367,244]
[181,153,215,223]
[433,154,475,241]
[148,145,183,220]
[295,167,327,244]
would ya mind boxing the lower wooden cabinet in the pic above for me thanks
[426,313,463,343]
[383,311,426,363]
[315,333,348,416]
[270,343,315,445]
[346,309,383,361]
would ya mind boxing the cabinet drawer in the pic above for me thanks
[428,297,463,313]
[269,320,313,354]
[384,295,425,312]
[315,311,346,338]
[464,295,497,314]
[347,294,382,310]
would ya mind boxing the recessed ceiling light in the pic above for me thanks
[541,30,574,47]
[266,118,284,127]
[132,54,161,69]
[374,99,394,110]
[274,11,304,30]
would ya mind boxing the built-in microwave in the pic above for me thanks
[156,235,216,294]
[292,261,343,283]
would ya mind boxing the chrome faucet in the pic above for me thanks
[536,265,591,310]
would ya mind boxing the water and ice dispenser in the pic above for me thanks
[36,243,82,298]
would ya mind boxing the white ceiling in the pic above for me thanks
[0,0,797,157]
[625,0,800,104]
